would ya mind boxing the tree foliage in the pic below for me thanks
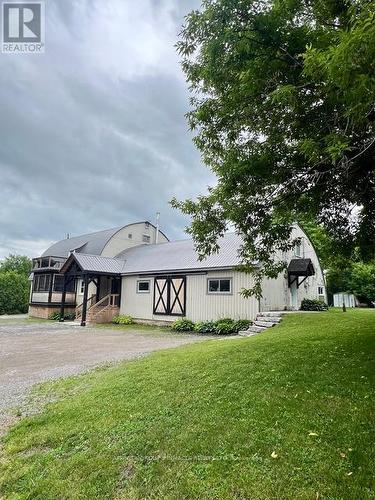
[302,220,375,304]
[173,0,375,296]
[0,254,32,277]
[0,271,30,315]
[347,262,375,303]
[0,254,31,314]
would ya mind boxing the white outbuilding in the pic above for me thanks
[333,293,357,308]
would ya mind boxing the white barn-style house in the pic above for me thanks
[29,221,326,325]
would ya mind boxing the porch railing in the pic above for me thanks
[88,294,120,320]
[76,294,96,321]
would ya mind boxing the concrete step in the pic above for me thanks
[258,312,285,317]
[254,320,276,328]
[247,325,268,333]
[256,315,281,323]
[238,331,259,337]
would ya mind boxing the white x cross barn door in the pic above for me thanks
[153,276,186,316]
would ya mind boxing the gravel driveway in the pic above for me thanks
[0,318,207,430]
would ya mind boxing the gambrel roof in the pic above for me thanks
[42,226,122,258]
[41,221,168,258]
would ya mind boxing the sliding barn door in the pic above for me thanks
[153,276,186,316]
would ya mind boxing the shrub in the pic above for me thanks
[112,315,134,325]
[48,311,76,321]
[214,318,237,335]
[172,318,251,335]
[171,318,195,332]
[0,271,30,315]
[300,298,328,311]
[194,321,217,334]
[233,319,252,332]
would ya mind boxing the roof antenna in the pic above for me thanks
[155,212,160,244]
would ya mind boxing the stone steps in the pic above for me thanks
[238,311,283,337]
[253,320,277,328]
[257,316,281,323]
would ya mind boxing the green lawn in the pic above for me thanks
[1,310,374,499]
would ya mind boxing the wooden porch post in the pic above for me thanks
[96,275,100,303]
[59,275,67,322]
[81,274,89,327]
[48,272,54,304]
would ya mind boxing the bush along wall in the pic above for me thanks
[112,315,134,325]
[172,318,252,335]
[48,312,76,321]
[300,299,328,311]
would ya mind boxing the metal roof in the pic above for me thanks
[42,227,122,258]
[66,253,126,274]
[41,222,168,258]
[116,233,245,275]
[287,258,315,276]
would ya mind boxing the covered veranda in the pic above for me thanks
[59,253,124,326]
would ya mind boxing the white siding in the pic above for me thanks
[101,223,168,257]
[120,270,259,323]
[260,225,326,311]
[76,280,96,303]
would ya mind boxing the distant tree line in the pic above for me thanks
[0,255,32,315]
[302,221,375,306]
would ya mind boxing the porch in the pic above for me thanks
[60,253,124,326]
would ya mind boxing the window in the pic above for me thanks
[33,274,51,292]
[294,241,302,257]
[207,278,232,294]
[137,280,150,293]
[142,234,150,243]
[80,280,85,293]
[128,233,132,239]
[145,222,150,229]
[53,275,75,293]
[53,275,64,292]
[318,286,324,296]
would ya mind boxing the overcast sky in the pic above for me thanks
[0,0,214,259]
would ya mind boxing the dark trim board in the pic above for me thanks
[122,267,238,277]
[29,302,76,307]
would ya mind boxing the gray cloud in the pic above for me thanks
[0,0,212,258]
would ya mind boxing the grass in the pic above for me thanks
[0,309,374,499]
[95,321,172,334]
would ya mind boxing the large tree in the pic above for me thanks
[173,0,375,296]
[0,255,32,315]
[0,271,30,315]
[0,254,32,277]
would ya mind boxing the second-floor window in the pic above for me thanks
[294,241,302,257]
